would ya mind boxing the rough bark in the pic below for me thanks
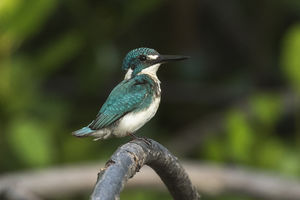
[91,138,200,200]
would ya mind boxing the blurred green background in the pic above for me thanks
[1,0,300,199]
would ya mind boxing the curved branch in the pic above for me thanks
[2,161,300,199]
[91,139,200,200]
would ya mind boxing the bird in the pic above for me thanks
[73,47,189,140]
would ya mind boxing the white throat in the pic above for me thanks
[124,63,161,82]
[138,63,160,78]
[138,63,161,92]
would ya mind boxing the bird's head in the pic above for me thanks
[122,47,189,79]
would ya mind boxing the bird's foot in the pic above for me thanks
[129,133,152,146]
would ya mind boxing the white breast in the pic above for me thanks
[113,97,161,137]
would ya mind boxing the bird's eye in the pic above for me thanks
[139,55,147,61]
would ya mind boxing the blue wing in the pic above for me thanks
[88,75,153,130]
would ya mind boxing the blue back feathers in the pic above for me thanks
[88,74,159,130]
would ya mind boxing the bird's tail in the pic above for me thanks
[72,126,95,137]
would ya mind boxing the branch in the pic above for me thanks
[2,160,300,199]
[91,139,200,200]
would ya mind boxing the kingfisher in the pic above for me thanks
[73,47,189,140]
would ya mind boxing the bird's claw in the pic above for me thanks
[129,133,152,146]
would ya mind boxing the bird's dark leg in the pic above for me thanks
[129,133,151,146]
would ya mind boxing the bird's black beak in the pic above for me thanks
[155,55,190,64]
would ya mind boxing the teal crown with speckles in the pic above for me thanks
[122,47,159,71]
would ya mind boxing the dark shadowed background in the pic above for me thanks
[1,0,300,199]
